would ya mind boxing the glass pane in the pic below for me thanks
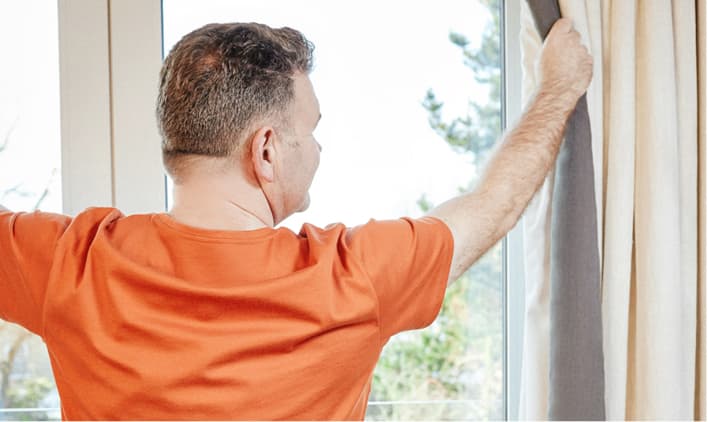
[0,1,62,420]
[163,1,503,419]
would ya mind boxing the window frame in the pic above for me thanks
[58,0,165,216]
[502,1,525,420]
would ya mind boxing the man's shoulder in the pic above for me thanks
[297,216,452,251]
[67,206,126,230]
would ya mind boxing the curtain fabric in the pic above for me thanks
[518,2,552,418]
[524,0,605,419]
[519,0,704,419]
[609,1,698,418]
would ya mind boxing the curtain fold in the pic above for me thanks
[519,0,703,419]
[600,1,636,417]
[523,0,605,419]
[518,2,552,418]
[629,1,696,418]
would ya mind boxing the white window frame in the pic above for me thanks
[55,0,526,419]
[59,0,164,216]
[502,1,525,420]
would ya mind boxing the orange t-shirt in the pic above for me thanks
[0,207,453,420]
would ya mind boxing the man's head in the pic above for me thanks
[157,22,322,224]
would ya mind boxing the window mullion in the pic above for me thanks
[108,0,165,215]
[58,0,113,216]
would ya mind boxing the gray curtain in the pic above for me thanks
[525,0,605,419]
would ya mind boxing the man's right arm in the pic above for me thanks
[428,18,593,284]
[0,208,71,334]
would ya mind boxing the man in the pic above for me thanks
[0,18,591,419]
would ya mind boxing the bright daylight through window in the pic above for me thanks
[0,1,62,421]
[163,0,504,419]
[0,1,504,420]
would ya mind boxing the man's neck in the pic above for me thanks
[169,174,274,231]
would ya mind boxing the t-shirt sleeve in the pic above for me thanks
[344,216,454,339]
[0,210,71,335]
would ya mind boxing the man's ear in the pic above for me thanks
[250,127,276,183]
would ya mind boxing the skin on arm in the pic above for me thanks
[428,18,593,284]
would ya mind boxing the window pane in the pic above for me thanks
[163,1,503,419]
[0,1,62,420]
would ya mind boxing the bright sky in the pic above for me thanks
[0,1,496,231]
[163,0,494,230]
[0,1,62,213]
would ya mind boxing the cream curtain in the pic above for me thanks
[518,0,705,419]
[518,3,551,417]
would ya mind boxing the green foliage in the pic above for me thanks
[367,0,503,419]
[416,194,434,213]
[0,326,55,419]
[6,377,53,409]
[368,247,503,420]
[3,377,53,421]
[422,0,501,168]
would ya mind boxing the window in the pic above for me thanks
[0,1,62,420]
[163,1,503,419]
[0,1,526,419]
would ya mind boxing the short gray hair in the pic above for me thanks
[156,22,314,179]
